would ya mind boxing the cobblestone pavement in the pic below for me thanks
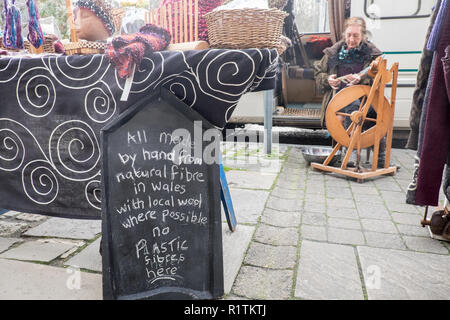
[0,142,449,300]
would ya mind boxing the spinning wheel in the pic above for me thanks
[311,57,399,182]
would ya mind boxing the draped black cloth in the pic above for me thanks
[0,49,278,219]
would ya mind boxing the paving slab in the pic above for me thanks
[0,211,21,218]
[0,239,76,263]
[327,228,365,246]
[24,217,101,240]
[328,218,361,230]
[326,187,353,200]
[225,170,277,190]
[223,157,282,174]
[403,236,449,255]
[270,187,303,200]
[303,201,327,214]
[397,224,430,238]
[65,238,102,272]
[0,258,102,300]
[356,204,391,220]
[222,223,255,295]
[361,219,398,234]
[357,246,450,300]
[266,196,302,212]
[232,266,293,300]
[244,242,297,269]
[295,241,364,300]
[15,213,47,223]
[222,188,269,225]
[260,208,301,228]
[364,232,407,250]
[300,225,327,242]
[391,212,423,226]
[0,238,23,253]
[301,211,327,226]
[0,221,29,237]
[254,224,299,246]
[327,207,359,220]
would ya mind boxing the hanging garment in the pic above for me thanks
[443,45,450,202]
[415,4,450,206]
[406,54,438,205]
[406,0,442,150]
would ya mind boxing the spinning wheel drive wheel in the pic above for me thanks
[325,85,393,150]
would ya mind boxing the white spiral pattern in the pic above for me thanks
[0,49,278,215]
[46,54,111,89]
[22,160,59,205]
[17,67,57,118]
[85,179,102,210]
[0,58,22,83]
[49,120,101,182]
[85,81,117,123]
[0,128,25,172]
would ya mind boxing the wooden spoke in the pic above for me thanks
[335,112,352,117]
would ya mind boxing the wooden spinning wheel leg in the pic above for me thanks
[341,125,362,170]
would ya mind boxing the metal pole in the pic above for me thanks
[264,89,274,155]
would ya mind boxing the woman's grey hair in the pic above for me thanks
[343,17,372,41]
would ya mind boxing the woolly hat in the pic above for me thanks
[75,0,116,36]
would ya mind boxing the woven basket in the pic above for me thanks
[204,8,287,54]
[25,35,56,53]
[0,39,20,52]
[1,35,55,53]
[64,41,108,55]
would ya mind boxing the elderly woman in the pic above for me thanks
[315,17,382,125]
[315,17,391,166]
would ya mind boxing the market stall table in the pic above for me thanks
[0,48,278,220]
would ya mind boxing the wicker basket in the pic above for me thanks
[64,41,108,55]
[204,8,288,54]
[1,35,56,53]
[25,35,56,53]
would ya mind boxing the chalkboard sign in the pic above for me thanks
[101,89,224,300]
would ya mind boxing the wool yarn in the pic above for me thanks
[26,0,44,48]
[106,24,171,79]
[2,0,24,49]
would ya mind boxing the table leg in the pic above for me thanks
[264,89,274,155]
[219,153,237,232]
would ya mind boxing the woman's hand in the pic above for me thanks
[345,74,361,86]
[328,74,341,90]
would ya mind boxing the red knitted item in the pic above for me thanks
[159,0,223,42]
[106,24,171,79]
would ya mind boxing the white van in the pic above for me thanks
[228,0,435,138]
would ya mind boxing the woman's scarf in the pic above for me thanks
[328,42,372,69]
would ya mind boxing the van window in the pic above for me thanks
[364,0,433,20]
[294,0,330,34]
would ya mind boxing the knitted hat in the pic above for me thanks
[75,0,116,36]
